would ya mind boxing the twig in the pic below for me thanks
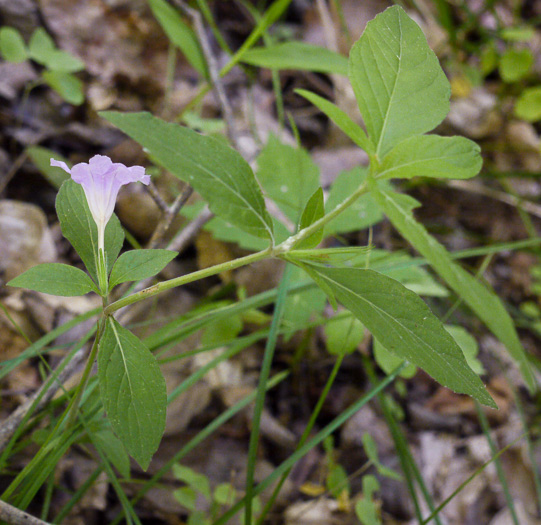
[145,180,169,213]
[0,152,27,196]
[0,499,52,525]
[168,204,213,253]
[446,179,541,220]
[170,0,242,152]
[148,186,194,248]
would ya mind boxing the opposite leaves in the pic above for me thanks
[56,179,124,283]
[98,318,167,470]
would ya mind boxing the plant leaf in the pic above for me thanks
[370,184,535,392]
[27,146,70,188]
[148,0,207,76]
[109,249,177,288]
[98,318,167,470]
[28,28,55,65]
[56,179,125,283]
[45,50,85,73]
[0,27,27,63]
[324,167,383,236]
[256,135,320,224]
[378,135,482,180]
[304,264,496,407]
[241,42,348,75]
[294,188,325,249]
[8,263,97,296]
[348,5,450,156]
[100,111,274,242]
[295,89,374,154]
[42,71,84,105]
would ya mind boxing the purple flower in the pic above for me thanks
[51,155,150,252]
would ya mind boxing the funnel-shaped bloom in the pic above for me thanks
[51,155,150,252]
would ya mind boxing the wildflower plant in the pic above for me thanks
[6,6,534,512]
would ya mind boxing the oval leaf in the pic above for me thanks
[8,263,97,296]
[98,318,167,470]
[0,27,27,63]
[348,5,450,156]
[42,71,84,105]
[56,179,125,283]
[378,135,482,180]
[100,111,274,242]
[304,264,496,407]
[109,249,177,288]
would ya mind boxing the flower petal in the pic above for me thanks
[50,159,71,174]
[89,155,114,176]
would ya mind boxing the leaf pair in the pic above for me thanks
[9,181,177,298]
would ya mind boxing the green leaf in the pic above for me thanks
[515,86,541,122]
[361,434,401,481]
[304,264,496,407]
[281,265,326,340]
[181,202,289,251]
[373,338,417,379]
[501,26,535,42]
[256,135,320,223]
[100,111,274,242]
[98,318,167,470]
[90,427,131,479]
[0,27,27,63]
[56,179,125,283]
[370,185,535,392]
[326,463,349,499]
[295,89,374,154]
[241,42,348,75]
[378,135,482,181]
[173,464,211,501]
[148,0,207,76]
[26,146,70,188]
[173,487,197,511]
[109,249,177,288]
[214,483,237,506]
[8,263,97,296]
[45,50,85,73]
[42,71,84,105]
[324,167,383,236]
[348,5,450,156]
[499,48,533,82]
[355,475,381,525]
[28,28,55,65]
[445,325,485,375]
[294,188,325,249]
[324,315,364,356]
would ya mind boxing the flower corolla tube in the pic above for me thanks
[51,155,150,252]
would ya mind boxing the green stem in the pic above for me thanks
[65,317,106,428]
[275,180,369,253]
[97,247,108,296]
[104,180,369,317]
[104,248,272,316]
